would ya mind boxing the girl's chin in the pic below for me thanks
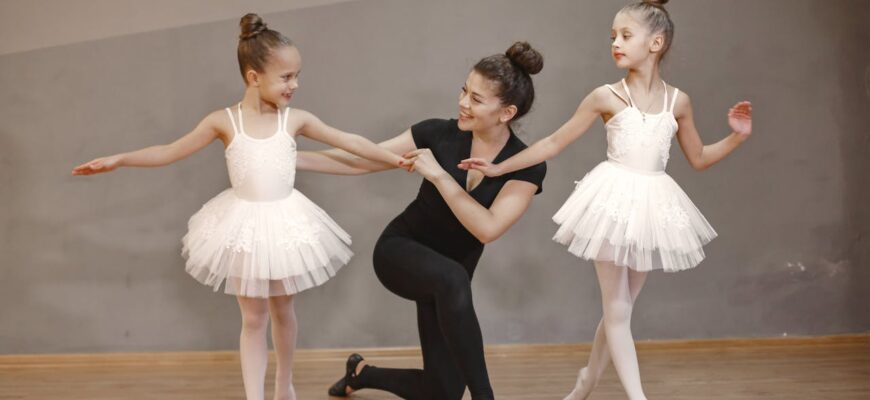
[613,59,633,69]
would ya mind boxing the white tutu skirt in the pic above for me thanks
[182,189,353,298]
[552,161,717,272]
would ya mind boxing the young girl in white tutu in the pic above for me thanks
[459,1,753,399]
[72,13,404,400]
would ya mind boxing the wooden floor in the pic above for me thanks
[1,335,868,399]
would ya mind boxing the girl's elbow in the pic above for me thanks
[691,161,710,171]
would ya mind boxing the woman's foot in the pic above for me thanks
[563,367,596,400]
[327,353,366,397]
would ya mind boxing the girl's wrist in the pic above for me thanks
[493,163,506,177]
[731,131,749,144]
[391,154,404,167]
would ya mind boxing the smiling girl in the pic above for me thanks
[72,13,404,400]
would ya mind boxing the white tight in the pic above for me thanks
[565,260,649,400]
[237,295,298,400]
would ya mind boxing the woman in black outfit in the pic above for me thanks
[297,42,547,400]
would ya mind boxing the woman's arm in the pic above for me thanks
[296,110,406,172]
[296,129,417,175]
[72,111,224,175]
[404,148,538,244]
[459,86,607,177]
[674,93,752,171]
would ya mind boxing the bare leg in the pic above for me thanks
[269,295,297,400]
[238,296,271,400]
[566,265,648,399]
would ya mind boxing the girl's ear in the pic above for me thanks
[245,69,260,87]
[650,33,665,54]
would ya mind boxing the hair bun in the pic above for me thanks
[505,41,543,75]
[239,13,268,40]
[643,0,669,8]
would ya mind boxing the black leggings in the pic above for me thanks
[355,230,494,400]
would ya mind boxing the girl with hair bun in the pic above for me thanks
[460,2,753,399]
[73,13,406,400]
[296,41,547,400]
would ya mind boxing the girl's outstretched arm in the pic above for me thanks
[674,93,752,171]
[296,129,416,175]
[72,111,225,175]
[295,110,406,172]
[459,86,607,177]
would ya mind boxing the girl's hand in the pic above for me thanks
[396,156,415,172]
[71,154,123,176]
[402,149,449,182]
[458,158,504,177]
[728,101,753,141]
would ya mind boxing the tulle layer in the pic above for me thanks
[182,189,352,297]
[552,161,716,272]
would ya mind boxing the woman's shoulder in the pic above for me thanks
[411,118,460,148]
[412,118,458,132]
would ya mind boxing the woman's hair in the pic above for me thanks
[472,41,544,122]
[237,13,294,83]
[619,0,675,62]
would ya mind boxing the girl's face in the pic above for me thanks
[457,71,516,132]
[610,12,664,69]
[248,45,301,108]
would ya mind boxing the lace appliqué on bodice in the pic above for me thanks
[607,109,675,169]
[226,134,297,189]
[604,79,680,172]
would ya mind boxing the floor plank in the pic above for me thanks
[1,335,868,399]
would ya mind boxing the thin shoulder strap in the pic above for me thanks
[275,107,284,133]
[661,81,669,112]
[282,107,291,133]
[669,88,680,113]
[225,107,240,136]
[236,103,245,134]
[605,84,631,107]
[620,79,637,107]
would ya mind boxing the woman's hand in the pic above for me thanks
[457,158,504,177]
[728,101,753,141]
[402,148,449,182]
[71,154,124,176]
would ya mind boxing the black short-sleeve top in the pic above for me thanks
[389,118,547,263]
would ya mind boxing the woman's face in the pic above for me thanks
[457,70,514,132]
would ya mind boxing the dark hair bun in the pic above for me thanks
[239,13,268,40]
[643,0,669,8]
[505,41,543,75]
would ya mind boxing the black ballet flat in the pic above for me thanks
[327,353,365,397]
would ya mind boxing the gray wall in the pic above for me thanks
[1,0,867,354]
